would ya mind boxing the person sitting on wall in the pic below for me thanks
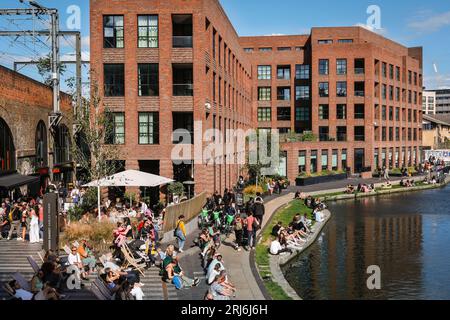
[270,236,293,255]
[345,184,355,194]
[314,208,324,223]
[271,221,284,237]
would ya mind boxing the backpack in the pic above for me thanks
[234,219,243,231]
[172,275,183,290]
[252,218,260,230]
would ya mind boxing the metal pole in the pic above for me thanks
[75,32,82,118]
[97,185,101,221]
[50,11,60,114]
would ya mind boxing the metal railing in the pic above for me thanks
[173,36,193,48]
[163,192,207,232]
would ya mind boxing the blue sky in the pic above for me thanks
[0,0,449,91]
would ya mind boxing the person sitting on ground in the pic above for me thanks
[280,229,305,248]
[199,228,213,257]
[314,208,324,223]
[300,213,312,228]
[101,252,141,284]
[8,280,33,300]
[294,190,301,199]
[33,282,61,300]
[291,214,311,235]
[270,236,293,255]
[206,254,225,280]
[68,245,88,280]
[166,257,200,289]
[207,263,222,285]
[345,184,355,194]
[271,221,283,237]
[77,240,97,274]
[209,274,233,300]
[30,269,45,294]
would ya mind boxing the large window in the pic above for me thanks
[354,104,365,119]
[296,65,310,79]
[336,59,347,75]
[319,59,329,75]
[35,121,47,167]
[277,87,290,101]
[298,151,306,174]
[103,15,124,48]
[104,64,125,96]
[319,105,329,120]
[332,150,338,171]
[336,81,347,97]
[139,112,159,144]
[173,64,193,96]
[258,87,271,101]
[258,66,271,80]
[319,82,329,97]
[319,126,329,141]
[138,64,159,96]
[172,14,193,48]
[138,15,158,48]
[310,150,317,173]
[258,107,271,122]
[106,113,125,145]
[337,104,347,119]
[296,86,309,100]
[322,150,329,171]
[355,126,366,141]
[337,126,347,141]
[277,107,291,121]
[295,107,310,121]
[277,66,291,80]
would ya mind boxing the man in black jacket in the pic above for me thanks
[7,202,21,240]
[252,198,265,225]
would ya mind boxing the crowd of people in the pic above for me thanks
[0,198,44,243]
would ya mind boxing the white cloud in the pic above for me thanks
[60,51,90,62]
[81,36,90,48]
[408,10,450,34]
[263,33,286,36]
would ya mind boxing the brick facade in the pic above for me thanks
[90,1,423,193]
[0,65,72,180]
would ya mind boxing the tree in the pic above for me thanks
[70,80,122,219]
[36,54,67,86]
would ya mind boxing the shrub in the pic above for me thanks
[61,220,115,254]
[168,182,184,196]
[300,131,317,142]
[243,185,264,195]
[67,206,84,222]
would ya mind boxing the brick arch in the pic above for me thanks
[0,116,16,172]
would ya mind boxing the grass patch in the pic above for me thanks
[256,199,313,300]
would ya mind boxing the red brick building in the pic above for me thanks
[90,0,253,199]
[90,0,423,194]
[240,27,423,183]
[0,65,73,197]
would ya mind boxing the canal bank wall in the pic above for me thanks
[261,174,450,300]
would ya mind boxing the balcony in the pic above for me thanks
[172,14,192,48]
[173,84,193,96]
[173,36,193,48]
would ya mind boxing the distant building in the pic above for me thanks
[424,89,450,114]
[422,114,450,150]
[422,90,436,114]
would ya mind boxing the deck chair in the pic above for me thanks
[12,273,31,292]
[120,246,146,277]
[63,245,71,255]
[27,256,41,273]
[1,281,16,299]
[89,281,110,301]
[37,250,45,263]
[94,278,114,299]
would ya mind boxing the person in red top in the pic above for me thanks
[244,212,259,251]
[38,203,44,240]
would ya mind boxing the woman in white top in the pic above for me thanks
[29,207,40,243]
[68,246,88,279]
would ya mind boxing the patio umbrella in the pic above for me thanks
[83,170,174,220]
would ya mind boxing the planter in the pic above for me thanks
[296,173,347,186]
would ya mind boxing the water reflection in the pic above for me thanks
[282,186,450,300]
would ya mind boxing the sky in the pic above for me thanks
[0,0,449,91]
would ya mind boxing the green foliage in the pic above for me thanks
[300,131,317,142]
[36,54,67,86]
[80,187,98,213]
[298,170,345,178]
[168,182,184,196]
[67,206,84,222]
[124,191,137,204]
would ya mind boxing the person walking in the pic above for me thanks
[244,212,258,250]
[29,206,40,243]
[175,215,187,253]
[383,166,390,181]
[7,203,21,240]
[233,214,244,251]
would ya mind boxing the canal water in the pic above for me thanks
[282,185,450,300]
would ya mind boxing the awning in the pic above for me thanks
[0,173,40,189]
